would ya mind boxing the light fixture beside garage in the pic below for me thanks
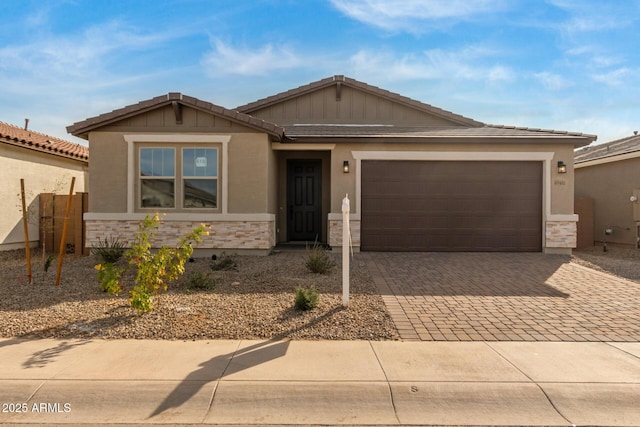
[343,161,350,173]
[557,161,567,174]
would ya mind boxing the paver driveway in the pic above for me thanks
[362,252,640,341]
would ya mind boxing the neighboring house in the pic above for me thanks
[574,133,640,247]
[67,75,594,255]
[0,121,89,251]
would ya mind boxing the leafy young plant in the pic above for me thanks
[305,241,335,274]
[91,236,127,263]
[93,214,208,313]
[95,262,124,295]
[125,215,208,312]
[294,286,319,311]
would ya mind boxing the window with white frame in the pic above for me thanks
[140,148,175,208]
[182,148,218,208]
[138,146,219,210]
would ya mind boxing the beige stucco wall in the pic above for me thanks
[88,132,128,213]
[0,144,87,250]
[575,156,640,246]
[87,132,274,215]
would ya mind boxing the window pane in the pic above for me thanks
[183,148,217,177]
[184,179,217,208]
[140,148,174,177]
[141,179,175,208]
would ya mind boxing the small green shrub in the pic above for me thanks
[294,286,319,311]
[210,252,238,271]
[305,242,335,274]
[92,236,127,263]
[188,271,215,290]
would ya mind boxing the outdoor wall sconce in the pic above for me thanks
[630,195,638,202]
[343,161,350,173]
[557,161,567,174]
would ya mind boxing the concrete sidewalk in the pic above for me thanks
[0,339,639,426]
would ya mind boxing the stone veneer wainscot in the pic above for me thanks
[85,219,275,250]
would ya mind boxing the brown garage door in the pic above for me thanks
[361,160,542,252]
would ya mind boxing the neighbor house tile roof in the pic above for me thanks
[574,133,640,163]
[0,121,89,162]
[67,93,285,140]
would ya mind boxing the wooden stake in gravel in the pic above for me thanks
[20,179,32,284]
[55,177,75,286]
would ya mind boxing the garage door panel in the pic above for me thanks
[361,160,542,252]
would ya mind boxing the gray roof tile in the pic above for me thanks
[575,133,640,163]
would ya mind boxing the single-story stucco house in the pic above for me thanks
[67,75,595,255]
[575,133,640,247]
[0,121,89,251]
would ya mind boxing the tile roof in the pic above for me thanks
[574,133,640,163]
[236,75,484,127]
[0,121,88,162]
[67,93,286,140]
[286,124,596,143]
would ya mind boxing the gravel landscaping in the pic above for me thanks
[1,243,637,342]
[572,243,640,283]
[0,249,399,341]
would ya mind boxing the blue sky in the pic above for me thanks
[1,0,639,146]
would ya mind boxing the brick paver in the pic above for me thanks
[362,252,640,342]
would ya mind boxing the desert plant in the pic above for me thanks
[93,214,208,313]
[91,236,127,263]
[305,241,335,274]
[125,215,208,312]
[294,286,319,311]
[210,252,238,271]
[188,271,215,290]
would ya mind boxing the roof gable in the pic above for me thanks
[0,121,88,163]
[236,75,484,127]
[67,93,285,140]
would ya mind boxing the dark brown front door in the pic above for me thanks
[287,160,322,242]
[361,160,542,252]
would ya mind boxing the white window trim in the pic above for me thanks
[125,134,230,214]
[351,151,558,247]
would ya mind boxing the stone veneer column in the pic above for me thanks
[545,221,577,248]
[328,218,361,249]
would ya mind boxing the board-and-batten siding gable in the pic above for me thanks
[100,105,260,133]
[247,85,462,127]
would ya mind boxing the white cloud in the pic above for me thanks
[330,0,506,32]
[591,68,634,86]
[534,71,573,90]
[201,39,303,76]
[349,47,514,83]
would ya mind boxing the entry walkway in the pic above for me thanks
[362,252,640,341]
[1,338,639,425]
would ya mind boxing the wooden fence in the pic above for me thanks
[39,192,89,256]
